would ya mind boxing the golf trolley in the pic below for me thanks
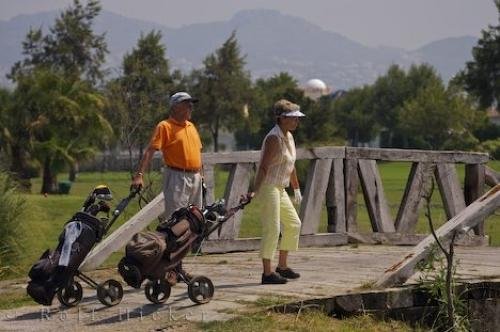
[27,186,140,307]
[119,193,253,305]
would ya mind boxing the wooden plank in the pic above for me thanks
[203,164,215,206]
[375,184,500,287]
[465,164,486,235]
[203,147,489,165]
[201,233,348,253]
[395,163,434,234]
[435,163,466,219]
[347,232,488,247]
[485,166,500,187]
[83,147,489,171]
[358,159,395,233]
[345,147,489,164]
[81,192,165,271]
[296,147,345,160]
[300,159,333,235]
[202,147,345,165]
[203,150,261,165]
[211,162,253,240]
[326,159,346,232]
[345,158,359,232]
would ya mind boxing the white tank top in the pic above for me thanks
[260,125,296,187]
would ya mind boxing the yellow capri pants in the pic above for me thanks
[257,183,301,260]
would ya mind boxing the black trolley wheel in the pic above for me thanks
[144,279,171,304]
[187,276,214,304]
[57,280,83,307]
[96,279,124,307]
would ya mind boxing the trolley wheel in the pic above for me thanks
[57,281,83,307]
[97,279,124,307]
[187,276,214,304]
[144,279,171,304]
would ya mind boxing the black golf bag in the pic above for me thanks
[27,185,138,307]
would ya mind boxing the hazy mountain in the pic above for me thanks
[0,9,477,89]
[410,36,477,81]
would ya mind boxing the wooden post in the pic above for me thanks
[326,159,346,232]
[395,163,434,234]
[344,158,359,232]
[358,159,395,233]
[203,164,215,206]
[300,159,333,235]
[435,163,466,219]
[465,164,485,235]
[485,166,499,187]
[375,184,500,288]
[81,192,165,271]
[211,162,253,240]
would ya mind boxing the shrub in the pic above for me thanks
[479,139,500,160]
[0,171,27,276]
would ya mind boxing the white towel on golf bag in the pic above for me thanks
[59,221,82,267]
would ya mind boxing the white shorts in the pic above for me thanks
[162,167,203,220]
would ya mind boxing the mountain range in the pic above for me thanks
[0,9,478,89]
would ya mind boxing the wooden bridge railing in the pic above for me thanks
[81,146,495,270]
[200,146,492,252]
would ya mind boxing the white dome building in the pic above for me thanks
[303,78,330,100]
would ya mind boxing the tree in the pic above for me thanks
[371,64,442,147]
[5,0,108,186]
[192,31,252,152]
[459,0,500,108]
[332,86,379,146]
[9,0,108,86]
[0,88,13,168]
[15,69,112,193]
[105,30,174,168]
[234,72,304,150]
[399,80,481,150]
[1,85,41,190]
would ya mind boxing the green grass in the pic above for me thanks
[0,287,33,310]
[200,310,419,332]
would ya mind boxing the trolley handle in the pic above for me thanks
[224,192,254,219]
[104,186,141,233]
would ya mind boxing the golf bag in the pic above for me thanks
[27,212,104,305]
[27,185,138,307]
[118,205,206,288]
[118,193,253,304]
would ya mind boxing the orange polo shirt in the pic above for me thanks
[149,118,202,170]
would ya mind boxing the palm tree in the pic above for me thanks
[15,68,112,193]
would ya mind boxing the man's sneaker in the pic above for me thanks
[262,272,288,284]
[276,267,300,279]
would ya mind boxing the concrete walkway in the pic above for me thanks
[1,245,500,331]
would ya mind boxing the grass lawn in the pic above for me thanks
[2,160,499,281]
[200,310,419,332]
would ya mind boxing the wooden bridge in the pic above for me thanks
[82,146,499,283]
[3,146,500,331]
[200,147,495,248]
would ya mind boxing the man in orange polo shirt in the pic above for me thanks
[132,91,203,281]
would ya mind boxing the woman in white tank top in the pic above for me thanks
[252,99,305,284]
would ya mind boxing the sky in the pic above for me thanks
[0,0,498,49]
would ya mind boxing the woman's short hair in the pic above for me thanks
[273,99,305,123]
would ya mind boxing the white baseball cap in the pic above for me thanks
[169,92,199,107]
